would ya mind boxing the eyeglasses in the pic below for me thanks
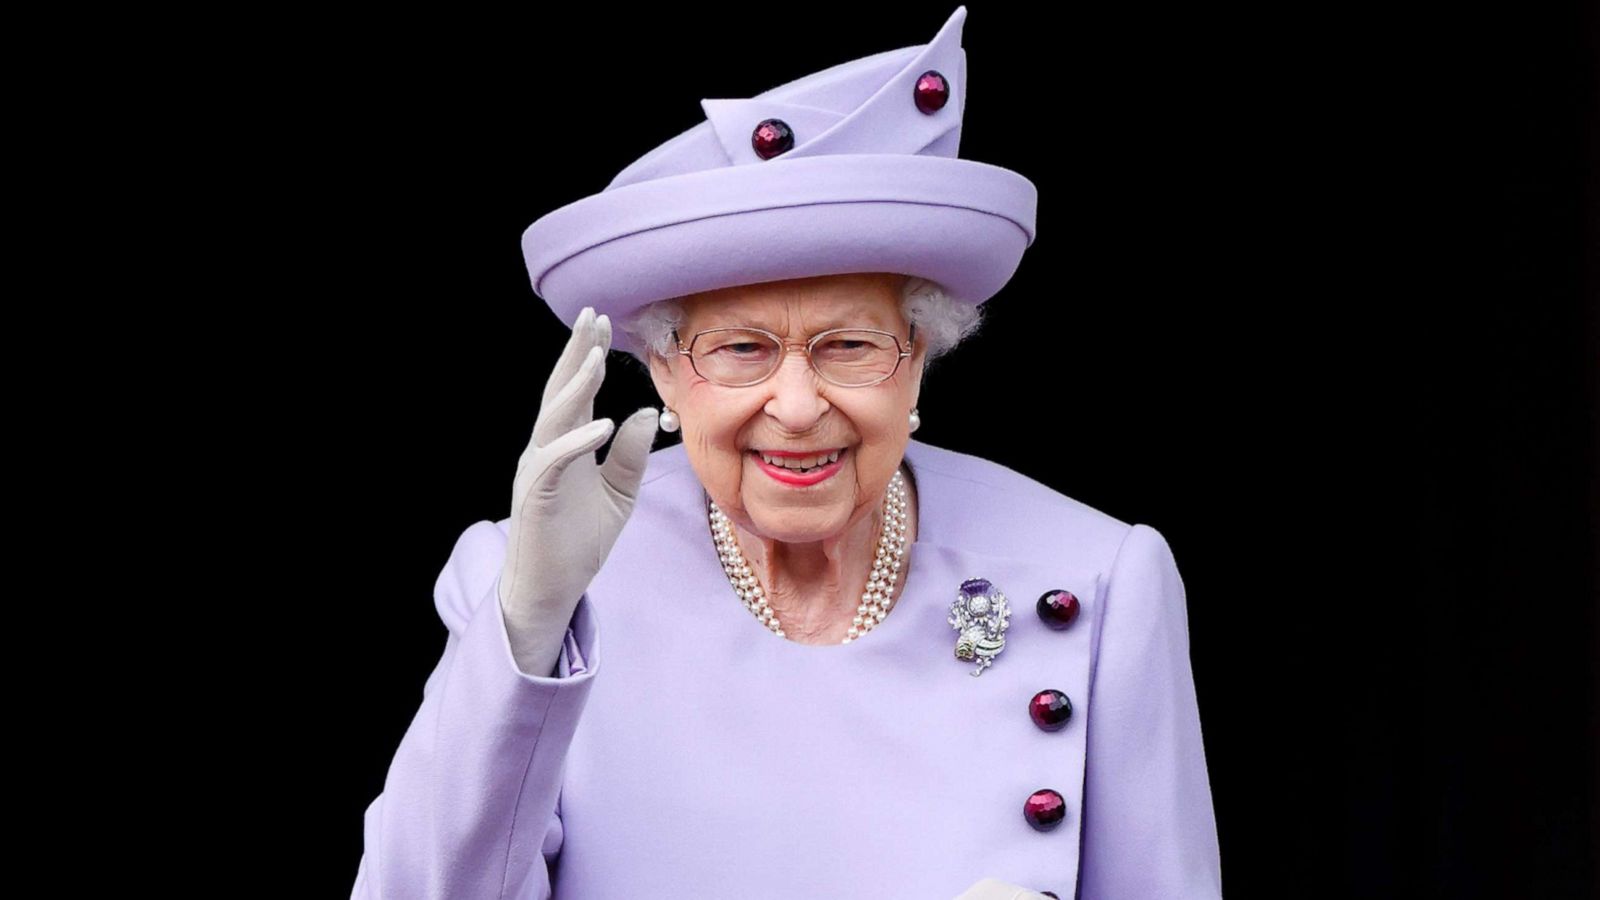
[671,323,916,388]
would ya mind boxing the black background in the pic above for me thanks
[221,2,1596,896]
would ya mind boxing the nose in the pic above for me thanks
[760,346,831,431]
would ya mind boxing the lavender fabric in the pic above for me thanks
[518,5,1038,358]
[350,438,1224,898]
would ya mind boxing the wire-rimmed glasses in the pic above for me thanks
[672,323,916,388]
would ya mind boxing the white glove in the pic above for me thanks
[951,877,1053,900]
[498,305,659,677]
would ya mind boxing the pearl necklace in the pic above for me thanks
[707,468,910,644]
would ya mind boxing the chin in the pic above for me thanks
[745,505,849,543]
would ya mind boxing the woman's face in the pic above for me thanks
[647,272,927,544]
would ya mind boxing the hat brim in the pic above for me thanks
[520,154,1037,357]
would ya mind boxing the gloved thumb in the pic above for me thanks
[599,406,659,498]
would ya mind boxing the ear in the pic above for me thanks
[647,346,680,411]
[905,324,929,412]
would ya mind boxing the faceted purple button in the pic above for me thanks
[751,118,794,160]
[1036,589,1080,629]
[1023,788,1066,831]
[1028,689,1073,731]
[960,578,992,597]
[913,69,950,114]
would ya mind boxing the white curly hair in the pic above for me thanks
[615,274,985,374]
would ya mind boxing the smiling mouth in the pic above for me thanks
[749,447,848,474]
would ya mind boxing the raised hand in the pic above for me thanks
[498,305,660,676]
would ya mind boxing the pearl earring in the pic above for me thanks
[909,407,921,433]
[659,407,680,433]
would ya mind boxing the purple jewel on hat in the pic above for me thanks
[520,5,1038,357]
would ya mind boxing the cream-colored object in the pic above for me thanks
[952,877,1052,900]
[497,305,659,677]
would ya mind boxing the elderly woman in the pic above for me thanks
[351,7,1221,899]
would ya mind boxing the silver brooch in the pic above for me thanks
[948,577,1010,676]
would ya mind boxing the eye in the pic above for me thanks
[814,337,878,359]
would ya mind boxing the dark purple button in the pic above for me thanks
[1029,688,1073,731]
[1023,788,1066,831]
[1037,589,1080,629]
[751,118,794,160]
[913,69,950,114]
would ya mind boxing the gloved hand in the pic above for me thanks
[951,877,1053,900]
[498,305,659,677]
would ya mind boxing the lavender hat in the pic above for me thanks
[519,5,1038,357]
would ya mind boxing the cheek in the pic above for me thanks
[680,388,763,492]
[843,395,911,493]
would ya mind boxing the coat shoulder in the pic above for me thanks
[904,438,1133,566]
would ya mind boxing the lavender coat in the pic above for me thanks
[351,438,1223,899]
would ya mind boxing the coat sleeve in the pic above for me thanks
[350,519,601,900]
[1077,523,1223,899]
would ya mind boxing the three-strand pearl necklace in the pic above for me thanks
[708,468,911,643]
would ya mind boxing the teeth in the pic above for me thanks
[759,448,842,469]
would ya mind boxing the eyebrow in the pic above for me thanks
[695,308,894,333]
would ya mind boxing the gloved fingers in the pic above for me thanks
[529,416,614,490]
[594,312,612,361]
[514,416,613,516]
[532,343,606,451]
[540,306,597,412]
[599,406,659,501]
